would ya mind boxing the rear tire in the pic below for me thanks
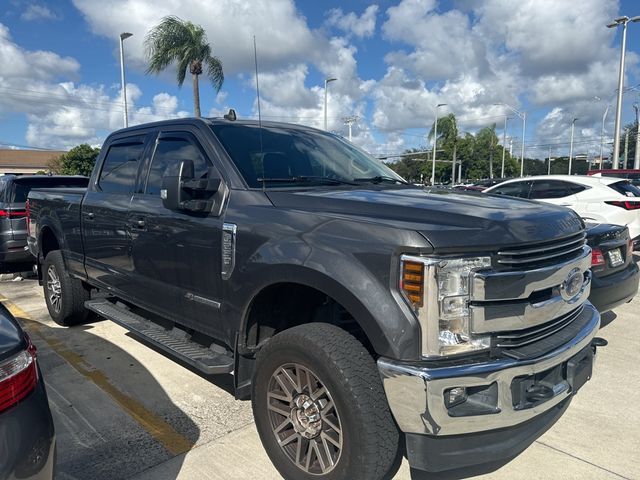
[252,323,400,480]
[42,251,93,326]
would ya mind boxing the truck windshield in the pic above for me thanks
[210,123,405,188]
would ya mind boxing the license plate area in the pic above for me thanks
[607,248,624,267]
[511,345,594,410]
[566,344,594,394]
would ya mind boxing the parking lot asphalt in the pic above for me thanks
[2,266,638,480]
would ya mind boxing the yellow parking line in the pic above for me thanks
[0,296,193,457]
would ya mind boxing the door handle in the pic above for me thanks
[86,212,95,220]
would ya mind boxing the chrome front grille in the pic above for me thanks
[496,231,587,270]
[492,305,587,360]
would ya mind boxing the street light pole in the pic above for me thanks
[119,32,133,128]
[607,16,640,169]
[430,103,446,185]
[323,77,337,131]
[520,112,526,177]
[600,104,610,166]
[568,117,578,175]
[495,103,526,177]
[634,103,640,169]
[501,115,508,178]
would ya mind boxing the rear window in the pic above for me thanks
[11,177,89,203]
[608,181,640,197]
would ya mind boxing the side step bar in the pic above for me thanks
[85,299,234,375]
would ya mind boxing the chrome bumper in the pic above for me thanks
[378,302,600,436]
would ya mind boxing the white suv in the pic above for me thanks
[484,175,640,245]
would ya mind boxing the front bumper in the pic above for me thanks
[378,302,600,472]
[589,261,639,313]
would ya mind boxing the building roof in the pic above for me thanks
[0,149,66,169]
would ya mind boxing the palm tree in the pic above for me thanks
[428,113,459,182]
[145,16,224,117]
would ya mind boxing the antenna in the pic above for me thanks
[253,35,265,190]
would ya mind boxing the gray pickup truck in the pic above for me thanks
[26,116,604,479]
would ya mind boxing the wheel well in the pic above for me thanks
[243,283,374,357]
[40,228,60,260]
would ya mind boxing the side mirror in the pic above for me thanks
[161,161,222,213]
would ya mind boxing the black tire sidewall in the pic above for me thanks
[42,251,85,326]
[253,336,377,480]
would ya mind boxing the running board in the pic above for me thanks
[84,299,234,375]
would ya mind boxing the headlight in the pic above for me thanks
[400,254,492,357]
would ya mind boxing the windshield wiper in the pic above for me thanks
[353,175,410,185]
[257,175,359,186]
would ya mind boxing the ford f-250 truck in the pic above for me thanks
[26,116,605,479]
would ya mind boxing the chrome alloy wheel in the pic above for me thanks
[46,265,62,313]
[267,363,343,475]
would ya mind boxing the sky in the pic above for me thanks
[1,0,640,161]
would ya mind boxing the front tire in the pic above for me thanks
[252,323,400,480]
[42,251,92,326]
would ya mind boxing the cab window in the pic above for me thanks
[145,133,211,196]
[98,140,145,194]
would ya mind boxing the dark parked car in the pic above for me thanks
[0,303,55,480]
[586,223,639,312]
[0,175,88,274]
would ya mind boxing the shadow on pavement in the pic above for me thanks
[15,314,201,480]
[126,333,236,396]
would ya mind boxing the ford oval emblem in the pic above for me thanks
[560,268,583,301]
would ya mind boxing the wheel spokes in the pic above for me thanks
[266,363,343,475]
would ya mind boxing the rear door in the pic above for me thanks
[128,129,224,335]
[82,135,148,292]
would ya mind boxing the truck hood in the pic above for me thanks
[266,187,584,250]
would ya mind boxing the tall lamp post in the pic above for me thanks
[600,103,610,167]
[568,117,578,174]
[607,16,640,169]
[495,103,526,177]
[323,77,337,131]
[119,32,133,128]
[634,102,640,169]
[501,115,510,178]
[430,103,447,185]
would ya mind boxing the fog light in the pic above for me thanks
[444,386,467,408]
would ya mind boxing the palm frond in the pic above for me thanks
[205,55,224,92]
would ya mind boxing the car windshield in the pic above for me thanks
[210,123,404,188]
[608,180,640,198]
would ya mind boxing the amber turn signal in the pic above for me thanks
[401,261,424,308]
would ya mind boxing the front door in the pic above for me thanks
[128,130,224,337]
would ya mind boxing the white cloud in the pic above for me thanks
[0,22,188,149]
[326,5,379,39]
[20,4,60,21]
[71,0,318,74]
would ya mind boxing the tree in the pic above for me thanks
[145,16,224,117]
[615,121,638,168]
[49,144,100,176]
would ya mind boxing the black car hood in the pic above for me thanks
[0,303,25,361]
[266,187,584,251]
